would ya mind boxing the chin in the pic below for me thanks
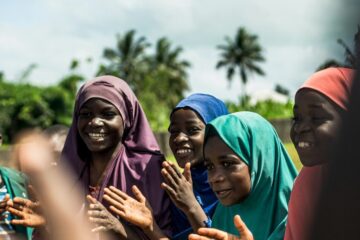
[300,156,326,167]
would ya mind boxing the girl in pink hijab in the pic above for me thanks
[285,67,354,240]
[61,76,172,239]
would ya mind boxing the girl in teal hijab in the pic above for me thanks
[190,112,297,240]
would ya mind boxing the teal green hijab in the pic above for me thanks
[205,112,297,240]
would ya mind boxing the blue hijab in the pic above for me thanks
[170,93,229,239]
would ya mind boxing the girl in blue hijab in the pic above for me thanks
[162,93,229,239]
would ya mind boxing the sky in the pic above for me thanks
[0,0,359,102]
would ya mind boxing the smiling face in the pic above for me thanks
[77,98,124,155]
[168,108,206,168]
[290,89,343,166]
[204,135,251,206]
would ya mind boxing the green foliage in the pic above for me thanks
[226,96,293,120]
[0,68,83,142]
[98,31,190,131]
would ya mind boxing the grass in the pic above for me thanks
[166,142,303,171]
[284,142,302,170]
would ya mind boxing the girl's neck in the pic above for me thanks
[89,143,123,186]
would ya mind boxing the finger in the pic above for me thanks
[234,215,253,239]
[86,195,98,204]
[161,168,178,187]
[7,207,25,218]
[197,228,227,239]
[89,216,108,224]
[0,195,10,207]
[183,162,192,183]
[188,233,211,240]
[131,185,145,203]
[88,210,107,218]
[160,183,178,199]
[12,197,31,207]
[10,219,28,225]
[103,194,125,210]
[109,205,124,217]
[91,225,107,232]
[165,162,183,180]
[104,187,127,202]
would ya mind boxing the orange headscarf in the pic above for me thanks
[285,67,355,240]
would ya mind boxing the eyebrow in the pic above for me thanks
[170,119,203,125]
[293,103,325,109]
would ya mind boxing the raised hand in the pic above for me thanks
[6,197,46,227]
[161,161,197,212]
[188,215,253,240]
[86,195,124,234]
[103,185,153,230]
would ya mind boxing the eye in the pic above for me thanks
[168,127,179,135]
[188,127,202,135]
[103,111,117,118]
[222,161,234,168]
[79,111,91,118]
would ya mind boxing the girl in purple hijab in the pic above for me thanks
[61,76,172,239]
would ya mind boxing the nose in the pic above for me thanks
[208,168,225,184]
[89,117,104,126]
[173,132,189,144]
[293,119,311,134]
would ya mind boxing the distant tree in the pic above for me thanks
[216,27,265,99]
[275,84,290,96]
[97,30,150,93]
[146,37,190,108]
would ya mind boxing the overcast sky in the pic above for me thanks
[0,0,359,102]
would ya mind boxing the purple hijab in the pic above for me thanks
[61,75,172,237]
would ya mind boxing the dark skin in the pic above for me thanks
[204,136,251,206]
[78,98,138,238]
[164,108,209,231]
[291,89,343,166]
[196,136,253,239]
[101,108,210,238]
[188,215,253,240]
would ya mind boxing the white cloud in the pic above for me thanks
[0,0,358,101]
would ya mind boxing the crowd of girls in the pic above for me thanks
[0,66,355,240]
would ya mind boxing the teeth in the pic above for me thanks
[298,142,311,148]
[89,133,106,137]
[176,149,192,154]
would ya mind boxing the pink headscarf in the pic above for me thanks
[61,76,172,237]
[285,67,355,240]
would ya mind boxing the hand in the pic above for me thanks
[6,197,46,227]
[161,161,198,213]
[86,195,124,235]
[188,215,253,240]
[103,185,153,231]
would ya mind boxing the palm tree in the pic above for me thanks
[216,27,265,99]
[147,37,191,108]
[98,30,150,93]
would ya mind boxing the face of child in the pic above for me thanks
[291,89,343,166]
[168,109,206,168]
[204,135,251,206]
[77,98,124,154]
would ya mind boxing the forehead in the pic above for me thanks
[80,98,117,109]
[170,108,204,124]
[294,89,338,111]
